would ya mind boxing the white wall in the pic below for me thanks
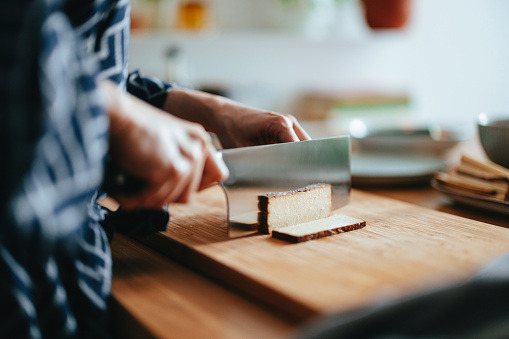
[129,0,509,127]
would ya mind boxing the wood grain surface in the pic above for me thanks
[133,185,509,320]
[111,234,297,339]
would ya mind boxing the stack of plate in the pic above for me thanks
[350,124,469,187]
[432,154,509,216]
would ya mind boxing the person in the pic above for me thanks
[1,0,310,338]
[105,81,310,209]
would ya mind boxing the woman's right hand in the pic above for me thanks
[102,81,229,209]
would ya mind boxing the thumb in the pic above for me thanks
[198,145,229,190]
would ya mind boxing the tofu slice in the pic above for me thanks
[272,214,366,243]
[258,184,332,234]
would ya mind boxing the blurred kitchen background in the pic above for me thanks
[129,0,509,147]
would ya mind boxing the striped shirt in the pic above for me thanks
[1,0,171,337]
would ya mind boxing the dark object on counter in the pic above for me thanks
[478,115,509,169]
[295,251,509,339]
[361,0,412,29]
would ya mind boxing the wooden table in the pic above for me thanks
[110,139,509,339]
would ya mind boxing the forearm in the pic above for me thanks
[163,87,234,134]
[162,86,311,149]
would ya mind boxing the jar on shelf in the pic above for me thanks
[175,0,214,32]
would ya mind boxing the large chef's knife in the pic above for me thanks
[220,136,351,237]
[103,135,351,237]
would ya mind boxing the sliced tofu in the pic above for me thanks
[272,214,366,243]
[258,184,332,234]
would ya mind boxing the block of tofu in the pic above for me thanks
[272,214,366,243]
[258,184,332,234]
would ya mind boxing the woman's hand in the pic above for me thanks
[102,81,229,209]
[163,88,311,149]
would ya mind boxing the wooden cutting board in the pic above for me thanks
[133,185,509,320]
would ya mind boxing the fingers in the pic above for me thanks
[285,114,312,141]
[114,183,170,210]
[198,143,229,191]
[174,127,228,202]
[169,136,207,203]
[116,129,228,209]
[267,114,311,144]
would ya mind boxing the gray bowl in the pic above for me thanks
[477,113,509,169]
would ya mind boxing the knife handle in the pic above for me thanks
[101,158,146,196]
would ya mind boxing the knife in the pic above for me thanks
[102,135,351,237]
[220,136,351,237]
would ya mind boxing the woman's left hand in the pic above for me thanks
[163,88,311,149]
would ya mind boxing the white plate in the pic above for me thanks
[351,153,446,186]
[432,180,509,216]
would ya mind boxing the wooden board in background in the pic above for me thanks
[133,185,509,320]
